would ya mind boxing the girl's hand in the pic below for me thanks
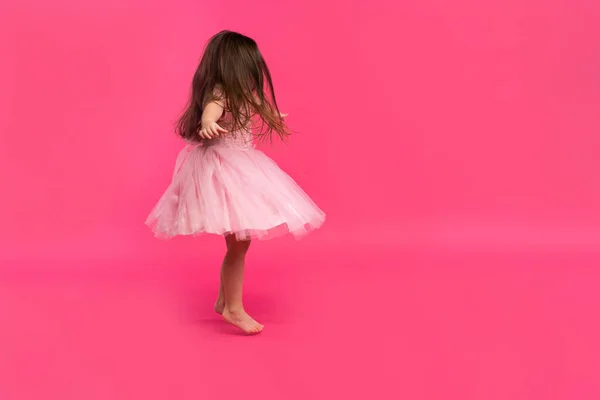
[199,121,227,139]
[280,113,288,118]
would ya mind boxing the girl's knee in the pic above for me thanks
[225,235,251,253]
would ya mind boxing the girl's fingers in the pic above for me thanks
[198,123,227,140]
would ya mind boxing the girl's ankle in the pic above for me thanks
[225,305,245,314]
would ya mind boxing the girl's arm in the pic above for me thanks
[199,101,227,139]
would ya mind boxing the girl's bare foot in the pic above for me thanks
[214,297,225,314]
[222,307,264,334]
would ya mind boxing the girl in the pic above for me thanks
[146,31,325,335]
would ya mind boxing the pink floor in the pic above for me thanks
[1,239,599,400]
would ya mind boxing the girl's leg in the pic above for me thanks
[214,235,240,314]
[214,267,225,314]
[220,234,264,334]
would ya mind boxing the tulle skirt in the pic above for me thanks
[145,142,326,241]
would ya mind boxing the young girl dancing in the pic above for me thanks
[146,31,325,334]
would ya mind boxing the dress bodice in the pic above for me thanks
[202,112,254,150]
[205,130,253,150]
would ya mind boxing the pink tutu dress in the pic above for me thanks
[145,117,326,241]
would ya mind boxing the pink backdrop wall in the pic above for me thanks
[1,0,599,261]
[1,2,599,400]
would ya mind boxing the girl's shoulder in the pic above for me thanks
[203,85,226,108]
[212,84,225,100]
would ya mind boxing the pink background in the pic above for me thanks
[1,0,599,399]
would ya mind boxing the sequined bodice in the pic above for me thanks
[188,114,255,150]
[203,112,254,150]
[204,130,253,150]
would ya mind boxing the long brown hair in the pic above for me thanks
[176,30,290,142]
